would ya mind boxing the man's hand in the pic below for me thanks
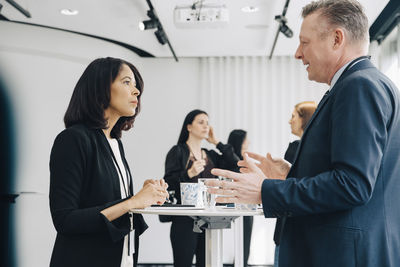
[239,152,290,180]
[206,166,266,204]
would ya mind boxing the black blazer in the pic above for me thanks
[284,140,300,164]
[164,142,239,203]
[49,124,148,267]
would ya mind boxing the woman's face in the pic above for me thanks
[241,137,249,156]
[187,113,210,140]
[106,64,140,118]
[289,108,303,137]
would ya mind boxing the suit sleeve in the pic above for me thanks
[262,76,391,217]
[49,128,129,240]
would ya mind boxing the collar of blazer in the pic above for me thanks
[288,58,374,173]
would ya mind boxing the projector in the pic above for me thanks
[174,4,229,28]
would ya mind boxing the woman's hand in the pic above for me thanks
[188,160,206,178]
[206,126,219,145]
[130,179,169,209]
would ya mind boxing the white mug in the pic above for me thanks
[180,183,199,206]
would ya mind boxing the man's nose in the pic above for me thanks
[295,46,302,59]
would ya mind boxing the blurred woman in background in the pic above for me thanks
[285,101,317,163]
[164,109,239,267]
[227,129,253,267]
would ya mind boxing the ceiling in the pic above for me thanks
[0,0,389,59]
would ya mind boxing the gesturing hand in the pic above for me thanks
[239,152,290,180]
[206,167,265,204]
[206,126,219,145]
[188,159,206,178]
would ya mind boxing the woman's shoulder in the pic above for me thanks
[167,143,188,155]
[53,124,97,148]
[289,140,300,146]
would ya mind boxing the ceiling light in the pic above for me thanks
[241,6,259,13]
[138,19,158,31]
[60,9,79,16]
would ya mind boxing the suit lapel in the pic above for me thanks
[289,91,332,169]
[288,59,375,173]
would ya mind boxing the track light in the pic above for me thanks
[139,19,158,31]
[274,15,293,38]
[141,0,179,62]
[269,0,292,59]
[4,0,31,18]
[279,23,293,38]
[154,29,167,45]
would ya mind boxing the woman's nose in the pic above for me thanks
[132,86,140,96]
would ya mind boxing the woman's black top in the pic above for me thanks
[49,124,147,267]
[284,140,300,164]
[164,142,239,204]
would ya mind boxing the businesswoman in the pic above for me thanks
[49,57,168,267]
[164,109,239,267]
[284,101,317,163]
[226,129,253,267]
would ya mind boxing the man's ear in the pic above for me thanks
[333,28,345,49]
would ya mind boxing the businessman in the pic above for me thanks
[207,0,400,266]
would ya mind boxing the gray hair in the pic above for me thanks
[302,0,369,44]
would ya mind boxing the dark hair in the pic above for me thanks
[64,57,143,138]
[227,129,247,160]
[177,109,208,144]
[295,101,317,130]
[302,0,369,44]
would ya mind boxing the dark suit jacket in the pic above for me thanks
[261,59,400,266]
[49,124,148,267]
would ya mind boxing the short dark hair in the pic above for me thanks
[302,0,369,44]
[64,57,143,138]
[295,101,317,130]
[227,129,247,160]
[177,109,208,144]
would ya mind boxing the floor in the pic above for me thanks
[137,265,273,267]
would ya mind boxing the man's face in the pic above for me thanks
[295,12,336,84]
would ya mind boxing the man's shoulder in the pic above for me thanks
[335,62,397,99]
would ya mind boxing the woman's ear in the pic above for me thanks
[187,124,192,132]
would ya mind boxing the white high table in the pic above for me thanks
[131,206,264,267]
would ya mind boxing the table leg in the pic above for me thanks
[205,228,223,267]
[234,216,244,267]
